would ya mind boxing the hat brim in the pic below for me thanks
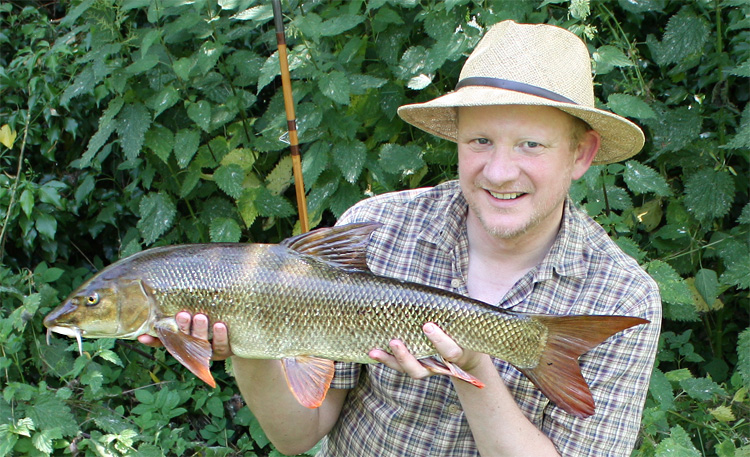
[397,86,645,165]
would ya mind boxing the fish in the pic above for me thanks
[43,222,648,418]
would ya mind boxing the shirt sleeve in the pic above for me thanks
[542,286,662,456]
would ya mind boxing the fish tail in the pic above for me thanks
[519,315,648,419]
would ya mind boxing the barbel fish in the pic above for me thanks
[44,223,648,418]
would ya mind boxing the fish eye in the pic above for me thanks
[85,293,100,306]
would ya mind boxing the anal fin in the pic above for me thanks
[281,356,335,408]
[419,356,485,388]
[155,319,216,388]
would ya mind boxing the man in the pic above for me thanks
[140,20,661,456]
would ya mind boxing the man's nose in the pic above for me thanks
[482,147,520,183]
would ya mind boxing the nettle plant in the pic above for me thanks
[0,0,748,456]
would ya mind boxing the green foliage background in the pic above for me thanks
[1,0,748,455]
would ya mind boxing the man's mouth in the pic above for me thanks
[488,191,525,200]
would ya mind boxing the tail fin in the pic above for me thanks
[519,315,648,419]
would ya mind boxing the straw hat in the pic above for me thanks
[397,20,645,165]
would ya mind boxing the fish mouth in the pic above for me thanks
[46,326,84,355]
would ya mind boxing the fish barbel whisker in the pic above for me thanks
[46,326,84,355]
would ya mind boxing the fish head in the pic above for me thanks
[44,275,156,352]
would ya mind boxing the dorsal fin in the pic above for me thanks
[281,222,381,272]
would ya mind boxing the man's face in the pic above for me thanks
[457,105,598,241]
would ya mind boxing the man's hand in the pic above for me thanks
[136,312,234,360]
[368,322,488,379]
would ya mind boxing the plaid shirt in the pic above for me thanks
[318,180,661,457]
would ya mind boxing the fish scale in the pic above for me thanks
[44,222,649,418]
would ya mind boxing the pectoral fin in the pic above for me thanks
[281,356,335,408]
[419,356,485,388]
[154,318,216,388]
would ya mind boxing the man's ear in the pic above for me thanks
[571,130,601,180]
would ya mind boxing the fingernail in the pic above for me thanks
[424,323,436,334]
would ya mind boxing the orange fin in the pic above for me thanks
[155,319,216,388]
[520,315,649,419]
[419,356,485,388]
[280,223,381,272]
[281,356,335,408]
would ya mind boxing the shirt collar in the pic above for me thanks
[534,198,589,281]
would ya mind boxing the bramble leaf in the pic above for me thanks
[116,102,152,161]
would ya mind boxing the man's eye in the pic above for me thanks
[474,138,491,145]
[523,141,542,148]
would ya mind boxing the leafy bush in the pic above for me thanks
[1,0,748,456]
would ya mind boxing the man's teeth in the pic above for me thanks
[489,191,523,200]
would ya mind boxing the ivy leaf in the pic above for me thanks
[187,100,212,132]
[254,187,296,218]
[607,94,656,120]
[334,140,367,184]
[318,71,350,105]
[623,160,671,196]
[209,217,242,242]
[174,129,200,168]
[214,163,245,199]
[138,192,176,245]
[684,168,735,223]
[116,102,152,161]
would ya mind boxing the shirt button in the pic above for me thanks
[447,404,461,414]
[450,279,461,289]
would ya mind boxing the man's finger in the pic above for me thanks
[176,311,192,334]
[211,322,233,360]
[192,313,210,340]
[423,323,463,362]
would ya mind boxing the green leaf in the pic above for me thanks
[646,105,702,155]
[738,328,750,389]
[35,213,57,240]
[254,187,295,218]
[214,164,245,199]
[81,97,124,167]
[97,349,123,367]
[649,12,710,66]
[19,188,34,217]
[28,392,77,437]
[138,192,177,245]
[318,71,351,105]
[209,217,242,242]
[333,140,367,184]
[61,66,95,104]
[320,14,366,36]
[302,141,331,191]
[144,124,174,163]
[187,100,212,132]
[694,269,719,306]
[265,156,293,195]
[147,85,181,119]
[623,160,671,196]
[679,377,727,401]
[593,45,633,75]
[174,129,200,168]
[116,103,152,161]
[607,94,656,120]
[197,42,223,75]
[649,369,674,411]
[231,4,274,22]
[645,260,698,321]
[655,425,702,457]
[684,168,735,223]
[379,143,424,175]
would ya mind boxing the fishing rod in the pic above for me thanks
[272,0,310,233]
